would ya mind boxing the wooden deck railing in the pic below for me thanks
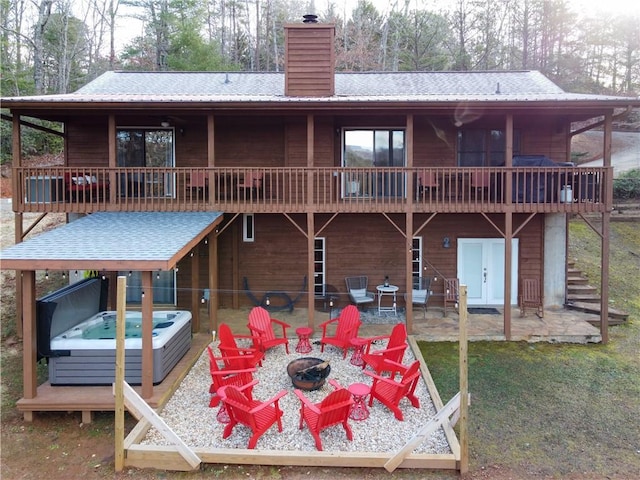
[13,166,611,215]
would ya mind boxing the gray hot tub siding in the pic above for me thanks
[48,318,192,385]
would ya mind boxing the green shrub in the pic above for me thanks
[613,169,640,199]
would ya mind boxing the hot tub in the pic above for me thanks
[48,310,192,385]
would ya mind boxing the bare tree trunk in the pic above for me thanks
[33,0,53,94]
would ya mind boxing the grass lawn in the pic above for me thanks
[419,220,640,478]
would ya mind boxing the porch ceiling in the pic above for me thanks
[0,212,223,271]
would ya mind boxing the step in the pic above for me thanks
[567,284,598,295]
[566,301,629,322]
[567,276,589,285]
[567,293,601,303]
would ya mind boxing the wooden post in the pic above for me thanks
[458,284,469,473]
[209,233,218,334]
[141,271,153,398]
[114,276,127,472]
[191,246,200,332]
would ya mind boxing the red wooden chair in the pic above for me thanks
[519,277,544,318]
[364,360,421,421]
[247,306,291,354]
[217,380,287,449]
[361,323,408,375]
[319,305,362,359]
[206,346,256,408]
[186,171,208,199]
[217,323,264,369]
[293,379,353,451]
[470,170,491,200]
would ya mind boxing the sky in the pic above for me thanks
[114,0,640,53]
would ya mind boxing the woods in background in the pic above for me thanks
[1,0,638,97]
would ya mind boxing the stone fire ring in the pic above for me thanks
[287,357,331,391]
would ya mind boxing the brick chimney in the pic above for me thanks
[285,16,335,97]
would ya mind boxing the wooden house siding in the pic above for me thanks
[174,212,544,311]
[285,24,335,97]
[67,120,109,166]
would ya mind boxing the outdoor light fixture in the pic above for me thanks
[160,120,170,128]
[45,270,49,280]
[62,271,66,279]
[265,296,270,306]
[201,294,206,304]
[443,237,451,248]
[141,291,145,298]
[156,270,161,279]
[384,275,390,287]
[128,271,132,277]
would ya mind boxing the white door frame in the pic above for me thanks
[457,238,519,305]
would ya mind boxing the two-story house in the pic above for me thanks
[2,19,639,418]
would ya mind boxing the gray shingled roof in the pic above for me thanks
[3,70,637,104]
[0,212,223,270]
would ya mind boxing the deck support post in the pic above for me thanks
[141,270,154,399]
[21,270,37,421]
[600,112,613,344]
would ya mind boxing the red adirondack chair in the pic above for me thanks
[361,323,408,375]
[247,306,291,354]
[318,305,362,359]
[207,346,256,408]
[217,323,264,369]
[217,380,287,449]
[364,359,421,421]
[293,379,354,451]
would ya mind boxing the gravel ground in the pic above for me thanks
[142,338,452,455]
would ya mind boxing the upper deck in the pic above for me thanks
[13,166,610,215]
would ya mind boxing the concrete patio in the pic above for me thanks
[214,304,604,345]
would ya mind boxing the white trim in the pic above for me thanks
[243,213,255,242]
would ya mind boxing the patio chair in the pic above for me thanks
[217,323,264,369]
[404,276,431,319]
[186,171,208,199]
[416,170,439,200]
[217,380,288,449]
[444,278,459,317]
[319,304,362,359]
[247,306,291,354]
[519,277,544,318]
[364,360,421,421]
[237,170,263,199]
[206,346,256,408]
[470,170,491,200]
[361,323,408,375]
[345,276,375,308]
[294,379,353,451]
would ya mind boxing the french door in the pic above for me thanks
[457,238,519,305]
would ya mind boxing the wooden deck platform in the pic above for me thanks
[16,332,210,422]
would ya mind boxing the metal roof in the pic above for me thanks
[3,70,638,106]
[0,212,223,271]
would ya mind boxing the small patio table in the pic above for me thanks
[295,327,313,354]
[348,382,371,421]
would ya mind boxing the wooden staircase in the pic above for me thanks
[566,261,629,325]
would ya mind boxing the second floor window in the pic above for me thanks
[457,129,520,167]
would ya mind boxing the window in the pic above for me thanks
[243,213,254,242]
[412,237,423,281]
[457,129,521,167]
[313,238,326,297]
[342,128,406,197]
[120,270,177,305]
[116,128,175,197]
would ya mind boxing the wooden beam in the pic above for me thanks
[384,392,461,472]
[122,382,200,469]
[191,245,200,332]
[141,271,154,399]
[22,270,37,406]
[458,284,469,474]
[504,212,513,340]
[209,233,218,335]
[307,213,315,329]
[406,211,414,334]
[1,113,64,136]
[115,276,127,472]
[108,115,116,207]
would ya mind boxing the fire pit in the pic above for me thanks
[287,357,331,391]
